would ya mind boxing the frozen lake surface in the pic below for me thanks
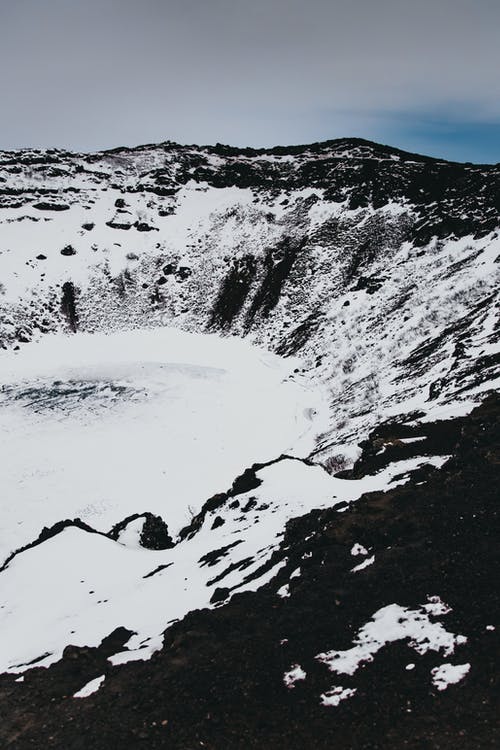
[0,327,322,562]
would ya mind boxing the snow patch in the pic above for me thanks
[116,518,147,549]
[320,686,357,707]
[351,555,375,573]
[351,543,369,557]
[431,663,470,691]
[73,674,105,698]
[316,599,466,676]
[277,584,290,599]
[283,664,307,688]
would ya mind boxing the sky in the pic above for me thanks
[0,0,499,162]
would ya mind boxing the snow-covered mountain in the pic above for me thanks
[0,139,498,749]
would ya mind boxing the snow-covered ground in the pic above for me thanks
[0,327,324,562]
[0,326,450,675]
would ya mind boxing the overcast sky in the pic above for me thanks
[0,0,498,161]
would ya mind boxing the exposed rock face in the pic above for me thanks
[139,514,175,551]
[60,281,78,332]
[109,513,175,551]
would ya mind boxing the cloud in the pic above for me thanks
[0,0,498,160]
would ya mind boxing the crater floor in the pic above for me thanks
[0,327,323,562]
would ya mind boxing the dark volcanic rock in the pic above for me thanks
[245,236,306,329]
[108,513,174,551]
[1,395,498,749]
[60,244,76,256]
[135,221,158,232]
[210,586,230,604]
[60,281,79,332]
[106,219,132,230]
[209,254,257,329]
[33,201,70,211]
[178,462,267,541]
[140,514,175,551]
